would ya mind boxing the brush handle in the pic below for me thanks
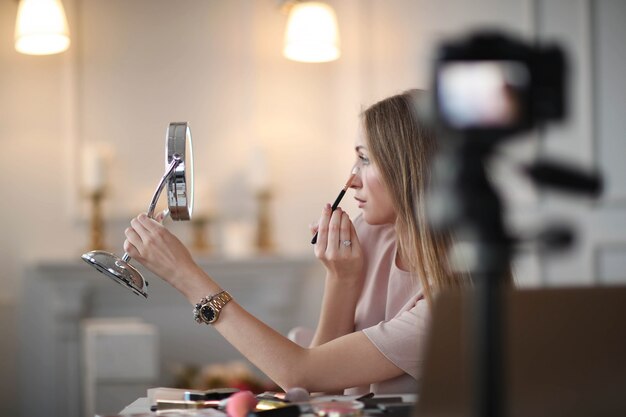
[311,189,347,244]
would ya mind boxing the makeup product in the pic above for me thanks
[359,396,404,408]
[255,397,291,411]
[250,405,303,417]
[246,396,314,417]
[376,403,415,417]
[152,399,221,411]
[284,387,310,403]
[185,387,240,401]
[228,392,302,417]
[227,391,259,417]
[311,166,359,244]
[354,392,374,401]
[258,391,287,401]
[311,400,364,417]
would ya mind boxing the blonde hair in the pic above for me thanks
[361,89,467,304]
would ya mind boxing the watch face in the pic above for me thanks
[200,305,216,323]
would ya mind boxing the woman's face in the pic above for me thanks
[350,125,396,225]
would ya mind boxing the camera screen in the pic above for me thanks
[437,61,530,129]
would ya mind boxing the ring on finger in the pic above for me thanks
[342,240,352,247]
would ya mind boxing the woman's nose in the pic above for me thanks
[349,166,362,188]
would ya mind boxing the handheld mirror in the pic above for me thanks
[81,122,194,298]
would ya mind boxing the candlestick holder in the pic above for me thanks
[255,189,275,253]
[86,189,107,251]
[190,215,214,254]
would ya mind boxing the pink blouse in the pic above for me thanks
[345,215,430,395]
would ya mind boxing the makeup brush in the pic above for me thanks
[284,387,310,403]
[311,166,359,244]
[226,391,258,417]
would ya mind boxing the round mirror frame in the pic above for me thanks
[166,122,194,221]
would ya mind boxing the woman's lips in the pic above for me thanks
[355,197,365,208]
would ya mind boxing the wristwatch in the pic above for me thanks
[194,290,232,324]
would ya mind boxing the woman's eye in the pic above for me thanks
[358,154,370,165]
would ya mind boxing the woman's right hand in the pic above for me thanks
[310,204,363,282]
[123,213,210,300]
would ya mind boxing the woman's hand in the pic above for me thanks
[123,213,202,292]
[311,204,363,282]
[309,205,364,346]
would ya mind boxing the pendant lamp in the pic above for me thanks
[15,0,70,55]
[283,1,340,63]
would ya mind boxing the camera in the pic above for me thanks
[430,31,570,417]
[433,31,567,141]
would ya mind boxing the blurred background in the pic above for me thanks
[1,0,625,416]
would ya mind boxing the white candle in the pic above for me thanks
[82,144,106,192]
[249,147,270,193]
[195,178,217,217]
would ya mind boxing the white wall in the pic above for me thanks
[1,3,84,414]
[1,0,625,416]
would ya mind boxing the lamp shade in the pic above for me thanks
[283,1,340,63]
[15,0,70,55]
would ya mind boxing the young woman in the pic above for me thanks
[123,89,464,394]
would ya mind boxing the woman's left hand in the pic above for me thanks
[311,205,364,282]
